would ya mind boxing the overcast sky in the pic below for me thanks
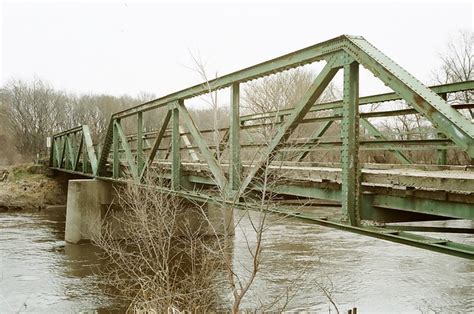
[1,0,473,100]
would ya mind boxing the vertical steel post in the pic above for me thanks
[229,83,241,191]
[64,135,70,170]
[71,134,77,169]
[437,93,448,165]
[171,102,181,190]
[97,144,102,166]
[68,134,76,170]
[113,118,120,178]
[82,134,88,173]
[59,137,65,167]
[137,112,144,177]
[60,137,65,167]
[56,138,61,167]
[68,134,74,170]
[53,138,59,167]
[341,60,360,226]
[49,137,54,167]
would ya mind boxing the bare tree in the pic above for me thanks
[0,78,145,161]
[243,68,314,115]
[363,31,474,165]
[242,68,341,162]
[69,94,138,142]
[0,100,23,165]
[184,59,331,312]
[0,78,69,157]
[243,68,341,114]
[434,30,473,118]
[188,53,225,161]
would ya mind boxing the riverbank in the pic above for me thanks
[0,163,67,212]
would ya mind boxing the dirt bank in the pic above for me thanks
[0,163,67,212]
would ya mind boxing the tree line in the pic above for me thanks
[0,79,156,163]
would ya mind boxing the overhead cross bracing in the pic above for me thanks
[50,35,474,259]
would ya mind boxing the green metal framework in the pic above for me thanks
[50,35,474,259]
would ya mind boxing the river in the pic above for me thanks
[0,208,473,312]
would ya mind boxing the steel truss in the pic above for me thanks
[50,35,474,259]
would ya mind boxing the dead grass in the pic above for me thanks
[0,163,67,212]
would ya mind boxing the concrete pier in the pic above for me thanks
[65,179,113,244]
[65,179,234,244]
[205,201,235,236]
[177,200,235,236]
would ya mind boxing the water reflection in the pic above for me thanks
[0,208,473,312]
[0,211,120,312]
[234,210,474,312]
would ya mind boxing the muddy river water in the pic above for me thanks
[0,208,473,312]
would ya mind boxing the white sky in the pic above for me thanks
[1,0,473,101]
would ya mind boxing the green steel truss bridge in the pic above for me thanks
[50,35,474,259]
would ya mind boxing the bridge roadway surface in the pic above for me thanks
[164,161,474,194]
[144,161,474,215]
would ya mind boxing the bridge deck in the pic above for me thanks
[154,161,474,194]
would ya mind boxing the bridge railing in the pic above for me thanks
[50,125,98,175]
[119,86,473,166]
[50,80,474,180]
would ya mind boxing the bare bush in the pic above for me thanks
[92,174,224,312]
